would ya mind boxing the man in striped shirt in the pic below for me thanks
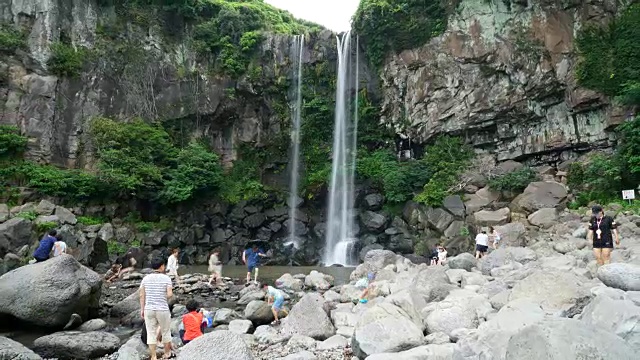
[140,257,173,360]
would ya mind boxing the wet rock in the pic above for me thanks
[0,255,101,328]
[33,331,120,359]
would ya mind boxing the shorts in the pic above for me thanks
[593,239,614,249]
[144,310,171,345]
[168,269,178,277]
[248,264,259,273]
[272,296,284,311]
[476,244,489,253]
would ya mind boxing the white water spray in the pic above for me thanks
[288,35,305,247]
[323,31,359,266]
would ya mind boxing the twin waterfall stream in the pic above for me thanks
[288,32,360,266]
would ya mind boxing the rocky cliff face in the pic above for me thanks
[381,0,631,164]
[0,0,335,169]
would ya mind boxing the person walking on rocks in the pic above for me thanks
[242,244,266,285]
[166,248,180,285]
[140,257,174,360]
[475,228,490,259]
[32,229,58,263]
[208,248,222,286]
[489,226,501,249]
[263,283,286,325]
[589,205,620,266]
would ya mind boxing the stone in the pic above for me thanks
[425,289,493,337]
[426,208,455,232]
[287,334,317,351]
[63,314,82,330]
[473,208,510,226]
[493,222,527,247]
[461,272,488,287]
[361,211,388,232]
[34,215,60,225]
[527,208,559,228]
[365,344,457,360]
[425,332,450,345]
[244,300,277,326]
[553,239,588,254]
[317,334,348,350]
[0,217,32,255]
[443,195,466,218]
[54,206,77,225]
[444,220,465,238]
[213,308,242,325]
[228,319,254,334]
[513,181,568,213]
[35,200,56,215]
[464,188,500,214]
[323,290,341,303]
[3,253,22,273]
[581,295,640,350]
[597,263,640,291]
[0,204,8,223]
[278,351,316,360]
[77,318,107,332]
[304,271,333,290]
[0,335,42,360]
[364,193,384,210]
[243,213,266,229]
[237,289,266,306]
[177,331,254,360]
[280,293,335,340]
[254,325,286,345]
[276,273,304,291]
[352,303,425,358]
[359,244,384,262]
[505,318,635,359]
[110,290,140,318]
[447,253,477,271]
[387,234,414,254]
[0,255,101,328]
[98,223,114,241]
[509,270,589,313]
[480,247,537,275]
[33,331,120,359]
[116,335,148,360]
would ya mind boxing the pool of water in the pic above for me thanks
[179,265,355,286]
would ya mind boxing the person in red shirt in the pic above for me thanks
[181,300,205,345]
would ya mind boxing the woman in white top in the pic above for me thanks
[437,245,448,265]
[208,248,222,286]
[489,226,501,249]
[52,241,67,257]
[166,248,180,285]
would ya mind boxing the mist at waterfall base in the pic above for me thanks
[323,31,359,267]
[286,35,305,249]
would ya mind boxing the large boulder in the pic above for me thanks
[597,263,640,291]
[504,318,636,359]
[54,206,77,225]
[424,289,493,337]
[0,217,32,256]
[351,303,425,358]
[110,290,140,318]
[473,208,510,226]
[443,195,466,218]
[280,293,335,340]
[33,331,120,359]
[447,253,477,271]
[508,270,589,314]
[0,336,42,360]
[244,300,277,326]
[527,208,559,228]
[464,188,500,214]
[116,335,148,360]
[0,255,102,328]
[0,204,9,222]
[177,330,254,360]
[350,250,398,281]
[513,181,567,213]
[361,211,388,232]
[366,344,457,360]
[304,271,333,290]
[479,247,537,275]
[276,273,303,292]
[364,193,384,210]
[581,295,640,350]
[493,222,527,247]
[426,208,454,233]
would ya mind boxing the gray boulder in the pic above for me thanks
[509,269,589,314]
[597,263,640,291]
[505,318,635,359]
[527,208,558,228]
[426,208,454,232]
[280,293,335,340]
[33,331,120,359]
[0,255,101,328]
[493,222,527,247]
[35,200,56,215]
[110,290,140,318]
[177,331,254,360]
[77,319,107,332]
[276,273,303,291]
[3,253,22,273]
[513,181,567,213]
[304,270,333,290]
[443,195,465,218]
[424,289,493,337]
[0,335,42,360]
[352,303,424,358]
[237,289,266,306]
[447,253,477,271]
[480,247,537,275]
[116,335,148,360]
[581,295,640,350]
[228,319,254,334]
[54,206,77,225]
[317,334,349,350]
[0,204,8,223]
[473,208,510,226]
[244,300,284,326]
[0,217,32,256]
[213,308,242,325]
[350,250,398,281]
[364,193,384,210]
[366,343,457,360]
[361,211,388,232]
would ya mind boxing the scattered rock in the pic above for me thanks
[597,263,640,291]
[280,293,335,340]
[78,318,108,332]
[0,335,42,360]
[527,208,558,228]
[33,331,120,359]
[177,330,254,360]
[229,319,254,334]
[447,253,477,271]
[54,206,77,225]
[364,193,384,211]
[473,208,511,226]
[513,181,567,213]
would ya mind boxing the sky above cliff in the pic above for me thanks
[265,0,359,32]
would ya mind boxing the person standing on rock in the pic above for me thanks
[589,205,620,266]
[166,248,180,285]
[242,244,266,285]
[489,226,501,249]
[263,283,286,325]
[139,257,174,360]
[208,248,222,286]
[32,229,58,263]
[475,228,490,259]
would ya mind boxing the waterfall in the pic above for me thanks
[287,34,305,247]
[323,31,359,266]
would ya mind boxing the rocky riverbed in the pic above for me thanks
[2,204,640,359]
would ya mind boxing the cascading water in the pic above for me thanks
[323,31,359,266]
[287,35,305,247]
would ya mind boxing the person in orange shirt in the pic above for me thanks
[180,300,205,345]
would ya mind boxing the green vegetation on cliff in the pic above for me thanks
[576,3,640,105]
[353,0,448,67]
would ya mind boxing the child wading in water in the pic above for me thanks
[263,283,287,325]
[208,248,222,286]
[355,272,375,304]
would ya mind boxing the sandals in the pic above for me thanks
[162,352,176,359]
[271,320,281,325]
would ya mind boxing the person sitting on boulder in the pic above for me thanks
[208,248,222,286]
[355,272,375,304]
[429,245,440,266]
[105,263,123,283]
[180,300,205,345]
[52,237,67,257]
[32,229,58,263]
[263,283,287,325]
[118,252,137,279]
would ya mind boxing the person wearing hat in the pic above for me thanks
[475,227,490,259]
[588,205,620,266]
